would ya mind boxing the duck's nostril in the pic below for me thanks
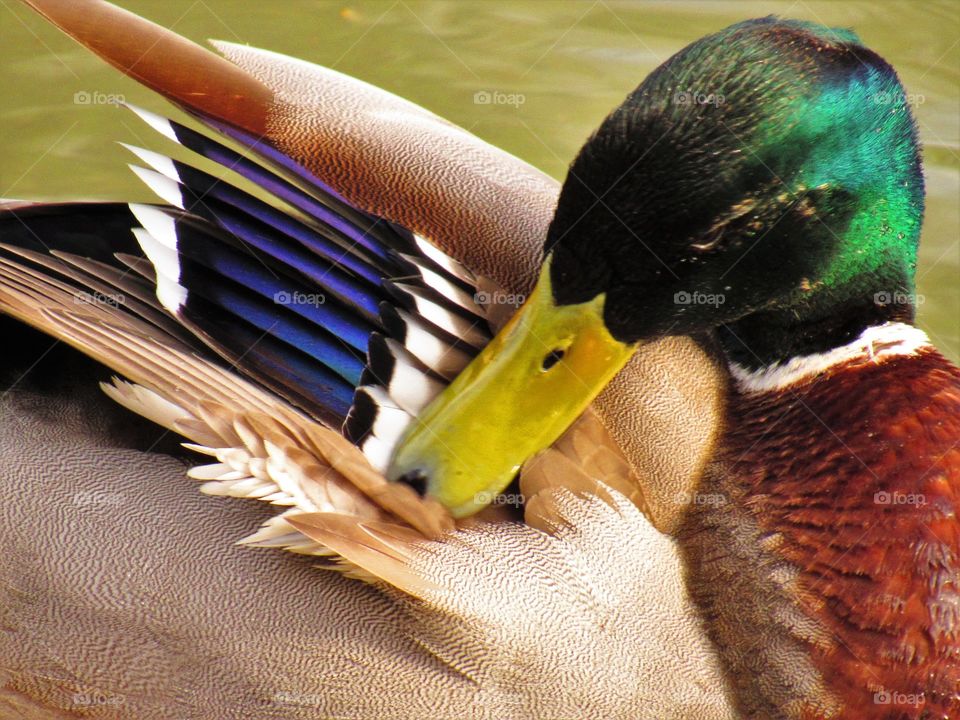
[397,469,428,496]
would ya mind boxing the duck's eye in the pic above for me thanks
[541,349,565,371]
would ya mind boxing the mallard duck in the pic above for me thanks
[1,3,957,720]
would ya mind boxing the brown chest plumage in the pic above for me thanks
[702,347,960,718]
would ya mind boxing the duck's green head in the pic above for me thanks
[549,16,923,366]
[389,17,924,517]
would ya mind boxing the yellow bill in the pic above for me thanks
[387,257,637,517]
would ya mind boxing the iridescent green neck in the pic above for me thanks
[722,58,923,369]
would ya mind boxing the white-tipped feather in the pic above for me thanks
[119,144,181,182]
[400,253,486,320]
[129,204,180,250]
[129,202,189,313]
[128,165,186,209]
[155,275,189,315]
[123,102,179,142]
[130,227,187,311]
[394,283,484,341]
[359,435,394,473]
[381,339,445,415]
[360,386,414,448]
[131,228,178,276]
[412,233,476,283]
[394,307,472,379]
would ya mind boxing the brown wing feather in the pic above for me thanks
[22,0,272,136]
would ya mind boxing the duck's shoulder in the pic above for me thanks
[729,335,960,465]
[725,330,959,540]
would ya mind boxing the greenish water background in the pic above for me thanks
[2,0,957,359]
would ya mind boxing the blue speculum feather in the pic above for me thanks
[172,191,383,322]
[178,256,367,386]
[0,104,490,431]
[118,105,488,433]
[166,218,376,353]
[177,294,357,420]
[168,160,387,287]
[194,115,414,262]
[152,118,396,267]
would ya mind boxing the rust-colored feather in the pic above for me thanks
[684,348,960,718]
[21,0,272,137]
